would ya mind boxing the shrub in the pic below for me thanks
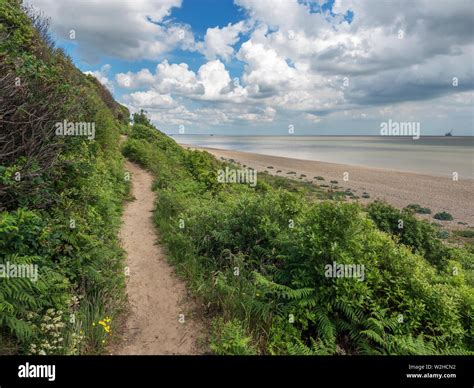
[454,229,474,238]
[405,204,432,214]
[210,319,258,355]
[434,212,454,221]
[132,110,152,126]
[367,201,453,268]
[437,230,450,239]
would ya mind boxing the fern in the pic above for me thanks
[287,338,334,355]
[253,272,314,301]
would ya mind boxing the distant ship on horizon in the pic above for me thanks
[445,130,453,136]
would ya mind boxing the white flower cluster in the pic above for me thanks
[26,296,84,355]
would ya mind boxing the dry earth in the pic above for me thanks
[115,160,204,355]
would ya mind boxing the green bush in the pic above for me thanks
[434,212,454,221]
[367,201,451,268]
[405,204,432,214]
[454,229,474,238]
[210,318,258,355]
[437,230,450,239]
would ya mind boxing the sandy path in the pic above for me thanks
[116,160,204,355]
[184,146,474,228]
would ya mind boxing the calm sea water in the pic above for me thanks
[174,136,474,179]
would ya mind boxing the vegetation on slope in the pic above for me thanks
[123,114,473,355]
[0,0,129,354]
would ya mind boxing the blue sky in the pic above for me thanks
[30,0,474,135]
[56,0,250,95]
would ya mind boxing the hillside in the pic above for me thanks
[0,0,129,354]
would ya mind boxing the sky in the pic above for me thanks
[28,0,474,135]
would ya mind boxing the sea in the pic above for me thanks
[173,135,474,179]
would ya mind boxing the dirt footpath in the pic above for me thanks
[115,160,204,355]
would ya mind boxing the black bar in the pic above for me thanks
[0,356,471,387]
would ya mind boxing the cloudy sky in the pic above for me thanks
[29,0,474,135]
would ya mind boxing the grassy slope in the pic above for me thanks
[0,0,130,354]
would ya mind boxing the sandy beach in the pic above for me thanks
[182,145,474,228]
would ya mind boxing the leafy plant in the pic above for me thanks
[405,203,431,214]
[434,211,454,221]
[210,318,258,355]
